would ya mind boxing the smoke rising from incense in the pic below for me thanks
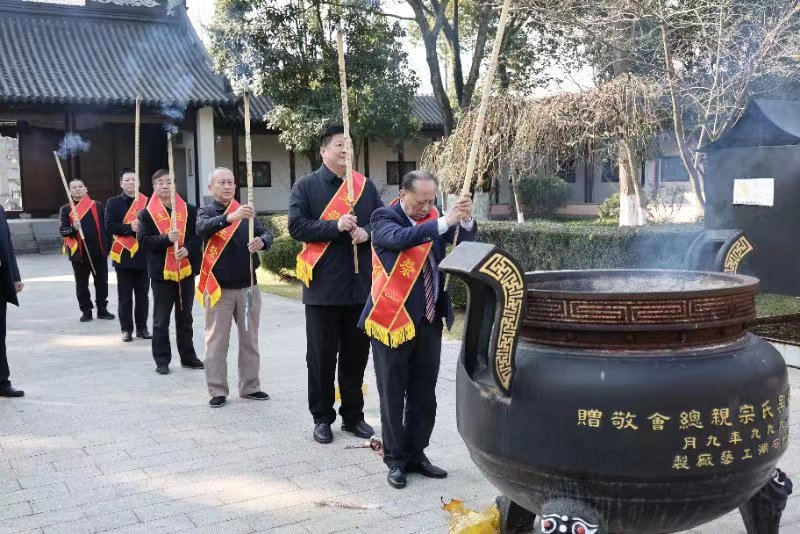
[56,132,91,159]
[161,102,186,136]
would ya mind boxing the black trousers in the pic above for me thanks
[72,258,109,312]
[0,299,8,387]
[116,268,149,333]
[372,318,443,469]
[151,277,197,367]
[305,304,370,425]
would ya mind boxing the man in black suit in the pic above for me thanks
[359,170,476,489]
[0,206,24,397]
[138,170,204,375]
[105,169,151,342]
[58,179,114,322]
[289,125,383,444]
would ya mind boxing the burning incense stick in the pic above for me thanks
[53,152,97,277]
[167,134,183,311]
[445,0,512,290]
[336,23,359,274]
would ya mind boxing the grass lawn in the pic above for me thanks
[256,268,303,301]
[755,294,800,318]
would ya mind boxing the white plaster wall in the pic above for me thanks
[367,136,434,204]
[215,133,303,213]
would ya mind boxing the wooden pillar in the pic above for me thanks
[231,125,240,202]
[289,149,296,189]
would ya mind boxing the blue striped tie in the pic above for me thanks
[423,259,436,323]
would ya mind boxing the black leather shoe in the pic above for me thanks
[0,386,24,398]
[242,391,269,400]
[181,359,204,369]
[387,467,407,489]
[97,309,115,320]
[136,329,152,339]
[209,396,226,408]
[313,423,333,444]
[156,366,170,375]
[342,420,375,438]
[407,459,447,478]
[80,311,93,322]
[122,331,133,342]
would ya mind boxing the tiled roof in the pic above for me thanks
[0,4,232,107]
[218,94,444,130]
[411,94,444,130]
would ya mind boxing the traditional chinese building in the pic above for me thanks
[0,0,232,217]
[0,0,446,220]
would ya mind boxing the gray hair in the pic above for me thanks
[401,170,438,192]
[208,167,235,185]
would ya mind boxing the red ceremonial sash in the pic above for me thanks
[63,195,100,257]
[196,200,241,308]
[110,193,147,263]
[295,171,367,287]
[146,194,191,281]
[364,205,439,348]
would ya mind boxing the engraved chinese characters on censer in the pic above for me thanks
[577,388,791,472]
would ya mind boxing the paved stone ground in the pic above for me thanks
[0,254,798,534]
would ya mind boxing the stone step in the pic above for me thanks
[9,218,63,255]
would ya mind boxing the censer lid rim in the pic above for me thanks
[525,268,759,298]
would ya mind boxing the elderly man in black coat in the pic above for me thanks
[0,206,24,397]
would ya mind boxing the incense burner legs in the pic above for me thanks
[740,469,793,534]
[497,496,536,534]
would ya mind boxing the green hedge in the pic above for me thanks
[257,217,703,305]
[259,214,289,239]
[259,235,302,278]
[476,220,702,271]
[446,220,703,307]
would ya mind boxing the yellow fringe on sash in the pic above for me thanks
[196,286,222,309]
[296,257,313,288]
[364,319,416,349]
[111,243,138,264]
[63,239,78,257]
[162,265,193,282]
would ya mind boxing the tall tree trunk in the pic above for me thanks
[609,1,646,227]
[618,142,646,226]
[511,173,524,222]
[408,0,456,135]
[657,0,706,214]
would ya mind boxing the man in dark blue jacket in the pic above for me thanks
[359,170,476,489]
[0,206,24,397]
[289,126,383,444]
[197,167,273,408]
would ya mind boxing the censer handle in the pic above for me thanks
[439,242,525,397]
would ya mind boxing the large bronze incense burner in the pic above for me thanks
[440,243,792,534]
